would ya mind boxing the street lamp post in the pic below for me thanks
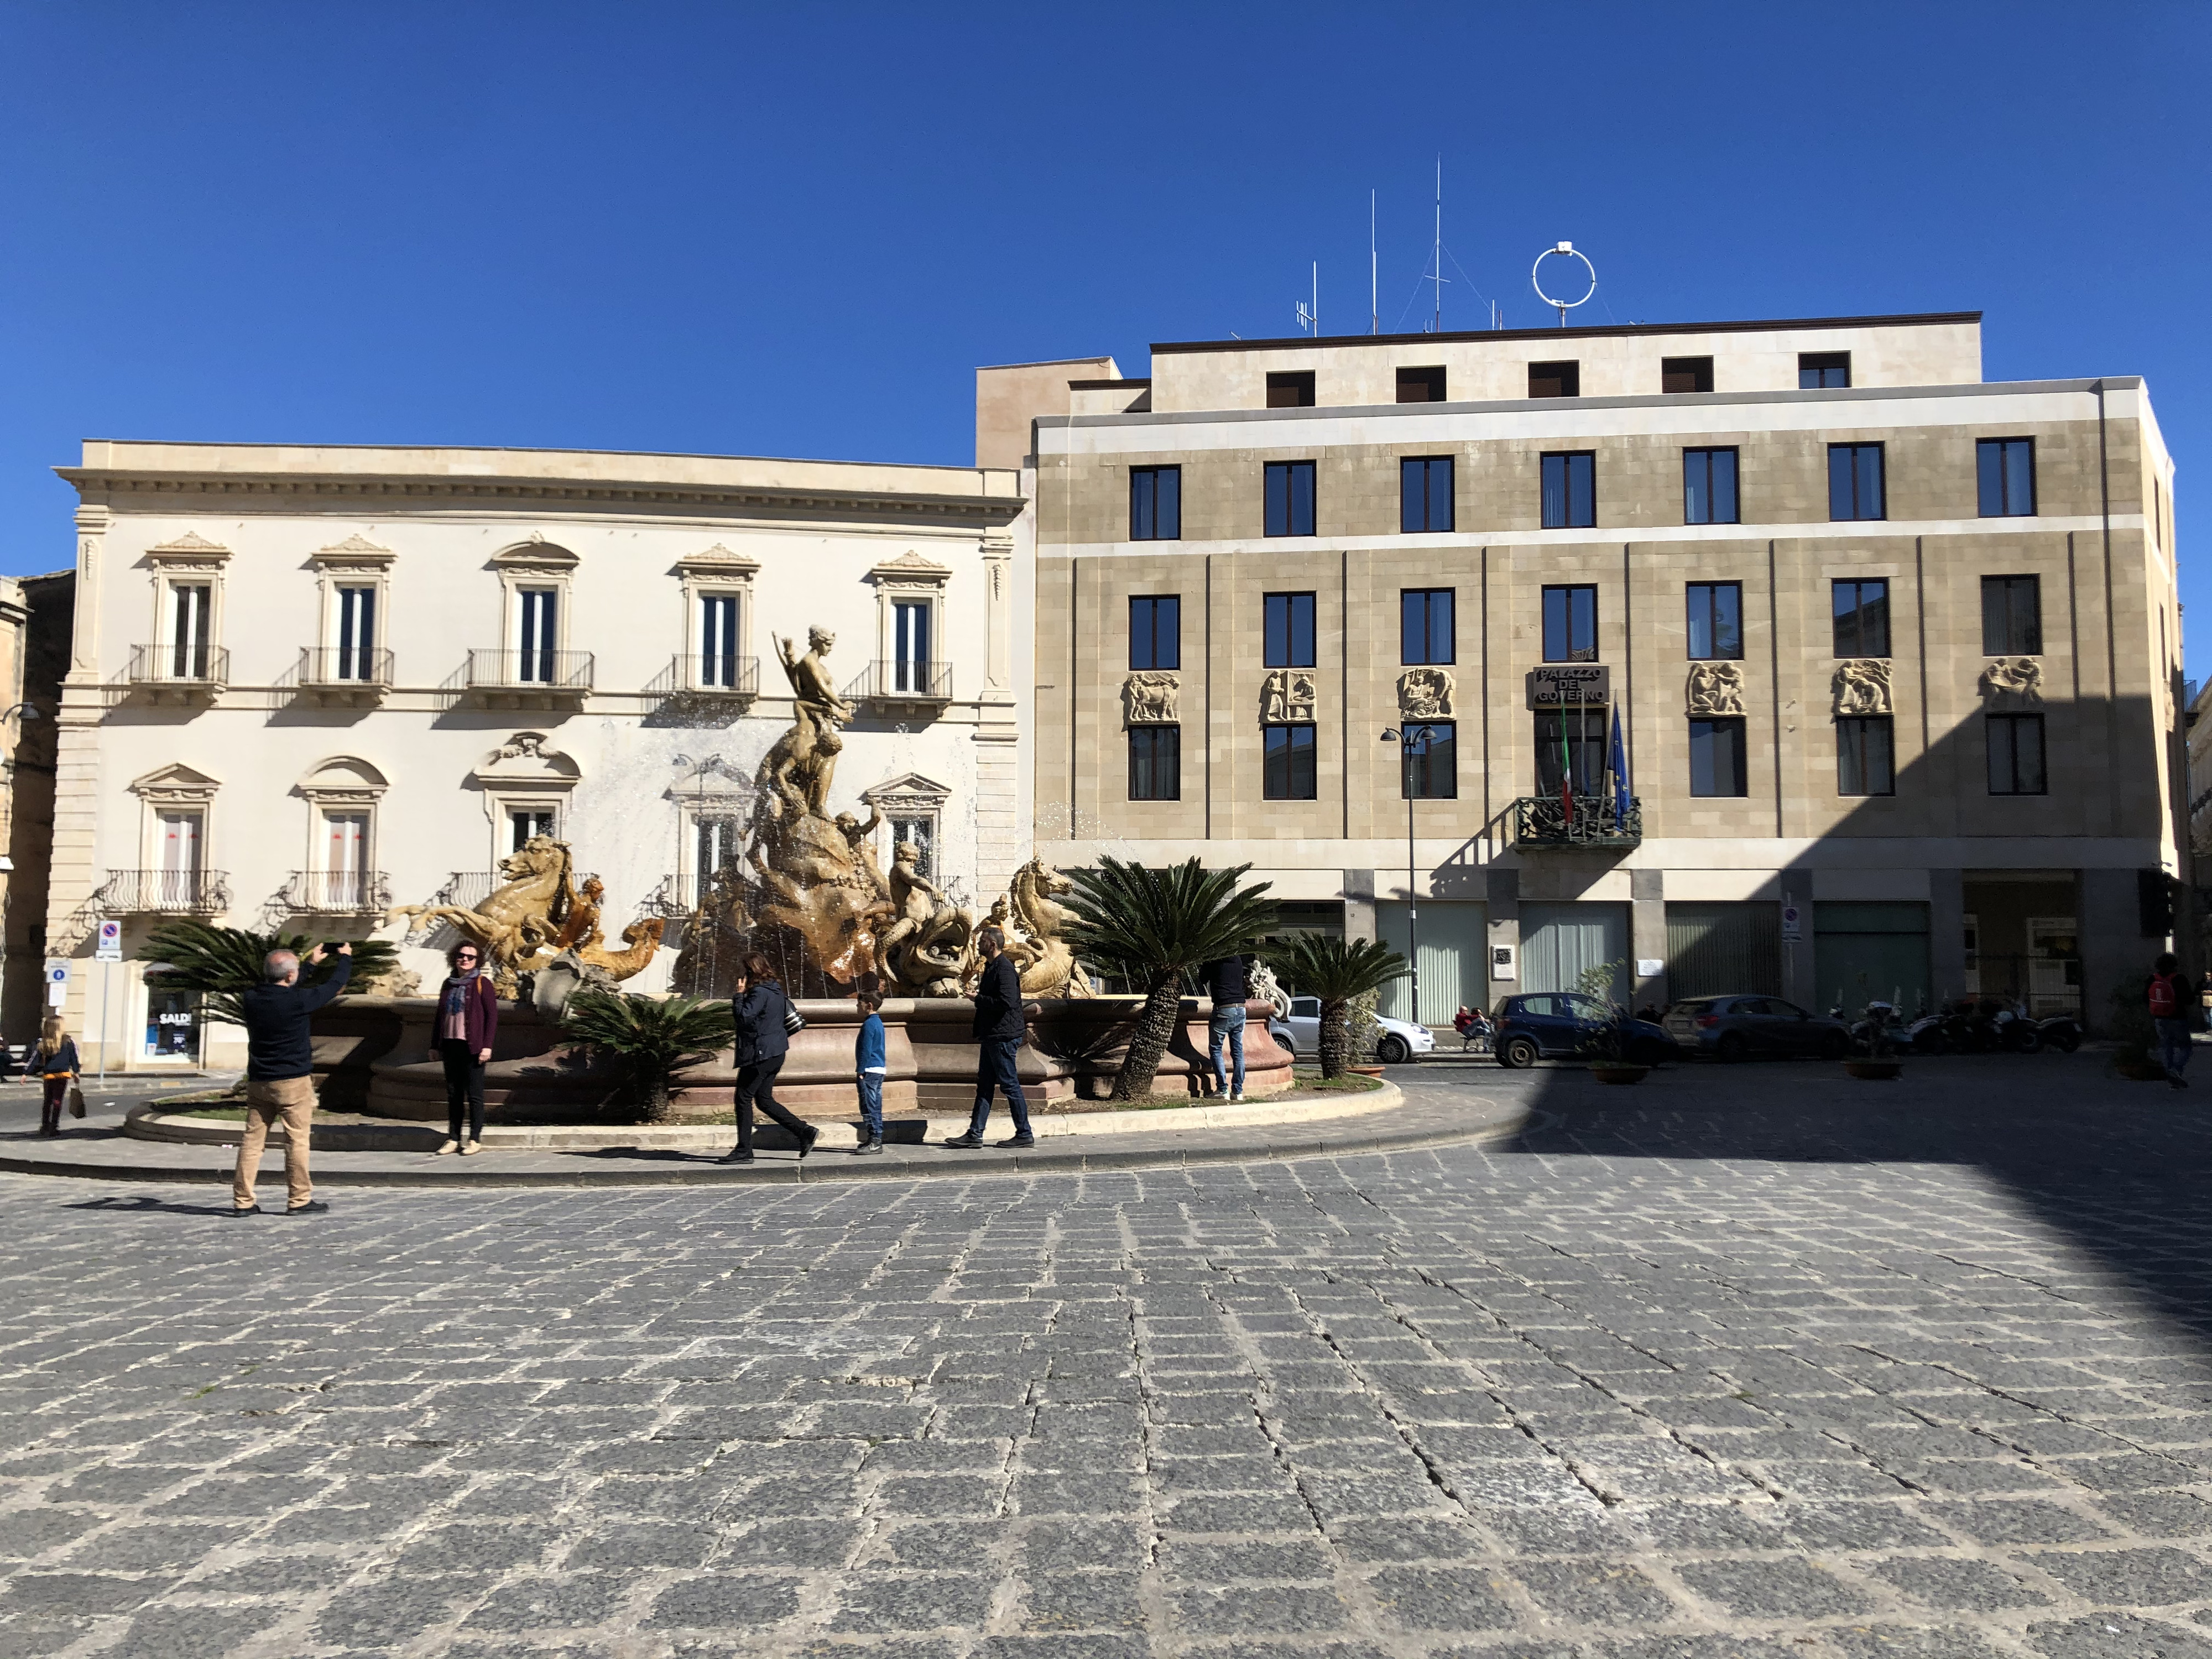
[1380,725,1437,1026]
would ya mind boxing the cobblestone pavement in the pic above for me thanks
[1,1057,2209,1657]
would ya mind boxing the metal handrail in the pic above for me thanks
[462,650,594,691]
[97,869,232,913]
[1511,794,1644,849]
[298,647,395,687]
[650,655,761,697]
[283,870,394,912]
[126,645,230,686]
[842,659,953,702]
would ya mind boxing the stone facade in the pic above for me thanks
[1001,313,2184,1030]
[46,444,1027,1071]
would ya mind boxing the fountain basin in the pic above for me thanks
[312,996,1292,1121]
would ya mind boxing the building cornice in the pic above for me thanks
[55,467,1028,529]
[1151,310,1986,356]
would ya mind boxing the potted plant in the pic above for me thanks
[1566,959,1647,1083]
[1842,1000,1903,1080]
[1264,936,1409,1079]
[561,990,734,1124]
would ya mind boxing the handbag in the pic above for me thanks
[781,992,806,1037]
[68,1086,86,1119]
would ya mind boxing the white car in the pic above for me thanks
[1269,996,1436,1065]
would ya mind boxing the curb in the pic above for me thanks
[0,1085,1536,1188]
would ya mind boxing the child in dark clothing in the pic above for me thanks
[854,976,887,1154]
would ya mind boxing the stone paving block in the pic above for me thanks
[1018,1569,1148,1631]
[1509,1558,1680,1624]
[2023,1612,2212,1657]
[1363,1564,1519,1630]
[1821,1627,2016,1657]
[1863,1554,2053,1610]
[2021,1545,2212,1605]
[1168,1580,1354,1633]
[1674,1556,1874,1618]
[827,1572,996,1632]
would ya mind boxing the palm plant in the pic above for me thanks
[1264,935,1408,1078]
[1060,858,1276,1100]
[137,920,397,1026]
[561,990,734,1124]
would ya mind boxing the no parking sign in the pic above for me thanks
[96,920,122,961]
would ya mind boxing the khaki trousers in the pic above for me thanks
[233,1074,316,1211]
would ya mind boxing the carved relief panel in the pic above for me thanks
[1686,662,1745,716]
[1831,659,1892,717]
[1121,672,1180,726]
[1397,667,1454,720]
[1261,669,1317,723]
[1979,658,2043,707]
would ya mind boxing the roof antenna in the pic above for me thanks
[1431,156,1443,333]
[1531,241,1597,327]
[1296,261,1318,336]
[1370,189,1378,336]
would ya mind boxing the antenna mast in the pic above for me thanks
[1369,189,1378,335]
[1431,156,1442,332]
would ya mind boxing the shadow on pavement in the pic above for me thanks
[1462,1051,2212,1342]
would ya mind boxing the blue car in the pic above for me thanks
[1490,993,1673,1069]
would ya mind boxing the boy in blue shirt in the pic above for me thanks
[854,976,887,1154]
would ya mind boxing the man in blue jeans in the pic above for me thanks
[945,927,1036,1149]
[1204,953,1250,1101]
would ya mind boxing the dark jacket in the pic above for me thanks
[1204,956,1249,1006]
[972,953,1026,1042]
[238,954,352,1082]
[435,973,500,1055]
[32,1039,79,1077]
[732,983,791,1067]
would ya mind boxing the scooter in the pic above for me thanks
[2031,1011,2081,1053]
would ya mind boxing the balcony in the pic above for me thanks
[646,655,761,707]
[98,869,232,915]
[843,659,952,717]
[448,650,594,709]
[430,872,499,911]
[1511,794,1644,851]
[125,644,230,705]
[282,870,394,914]
[293,646,394,708]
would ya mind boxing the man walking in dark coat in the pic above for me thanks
[945,926,1034,1149]
[232,942,351,1215]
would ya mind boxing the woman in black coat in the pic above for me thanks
[722,952,817,1164]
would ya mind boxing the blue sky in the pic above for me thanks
[2,3,2205,656]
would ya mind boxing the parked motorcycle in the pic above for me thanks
[2031,1011,2082,1053]
[1903,1011,1953,1055]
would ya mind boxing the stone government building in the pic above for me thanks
[42,444,1027,1070]
[992,312,2185,1027]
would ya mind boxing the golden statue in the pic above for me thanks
[390,837,662,994]
[1000,857,1095,998]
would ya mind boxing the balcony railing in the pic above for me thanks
[126,644,230,693]
[843,659,952,710]
[648,655,761,700]
[639,870,745,919]
[98,869,232,914]
[297,647,395,688]
[430,872,498,911]
[458,650,594,696]
[1511,794,1644,851]
[283,870,394,913]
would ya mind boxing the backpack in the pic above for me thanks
[2148,974,2180,1019]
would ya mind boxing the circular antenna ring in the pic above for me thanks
[1531,243,1597,326]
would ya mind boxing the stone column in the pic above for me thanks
[46,507,108,1057]
[1630,868,1667,1010]
[2078,866,2142,1038]
[981,535,1012,697]
[1927,867,1966,1006]
[1486,864,1521,999]
[1340,868,1376,943]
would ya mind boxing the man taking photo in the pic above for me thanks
[231,942,352,1215]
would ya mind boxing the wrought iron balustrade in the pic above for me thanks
[126,644,230,688]
[296,646,395,688]
[97,868,232,914]
[1511,794,1644,851]
[283,869,393,913]
[842,659,952,708]
[648,655,761,698]
[458,650,594,693]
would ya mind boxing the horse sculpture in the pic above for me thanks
[1002,857,1094,998]
[389,837,663,994]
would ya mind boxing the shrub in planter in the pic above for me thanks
[2107,974,2162,1077]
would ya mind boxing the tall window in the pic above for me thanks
[1686,583,1743,660]
[1534,709,1608,796]
[1262,724,1317,799]
[517,588,557,682]
[170,583,212,679]
[1981,575,2042,655]
[1264,592,1316,667]
[1401,722,1456,799]
[1683,447,1739,525]
[893,600,931,692]
[1128,727,1181,800]
[510,808,555,852]
[1662,356,1714,394]
[1832,580,1891,658]
[1130,466,1181,540]
[1799,352,1850,389]
[1689,718,1747,797]
[700,593,740,688]
[158,809,203,907]
[1129,596,1180,670]
[696,815,742,901]
[1837,717,1895,796]
[1829,444,1885,521]
[889,815,935,879]
[336,586,377,681]
[324,812,369,907]
[1542,585,1598,663]
[1264,462,1316,537]
[1987,713,2047,795]
[1541,451,1596,529]
[1400,456,1454,533]
[1401,589,1454,665]
[1977,439,2036,517]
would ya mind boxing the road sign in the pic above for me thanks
[44,959,69,1008]
[1781,904,1803,943]
[95,920,122,962]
